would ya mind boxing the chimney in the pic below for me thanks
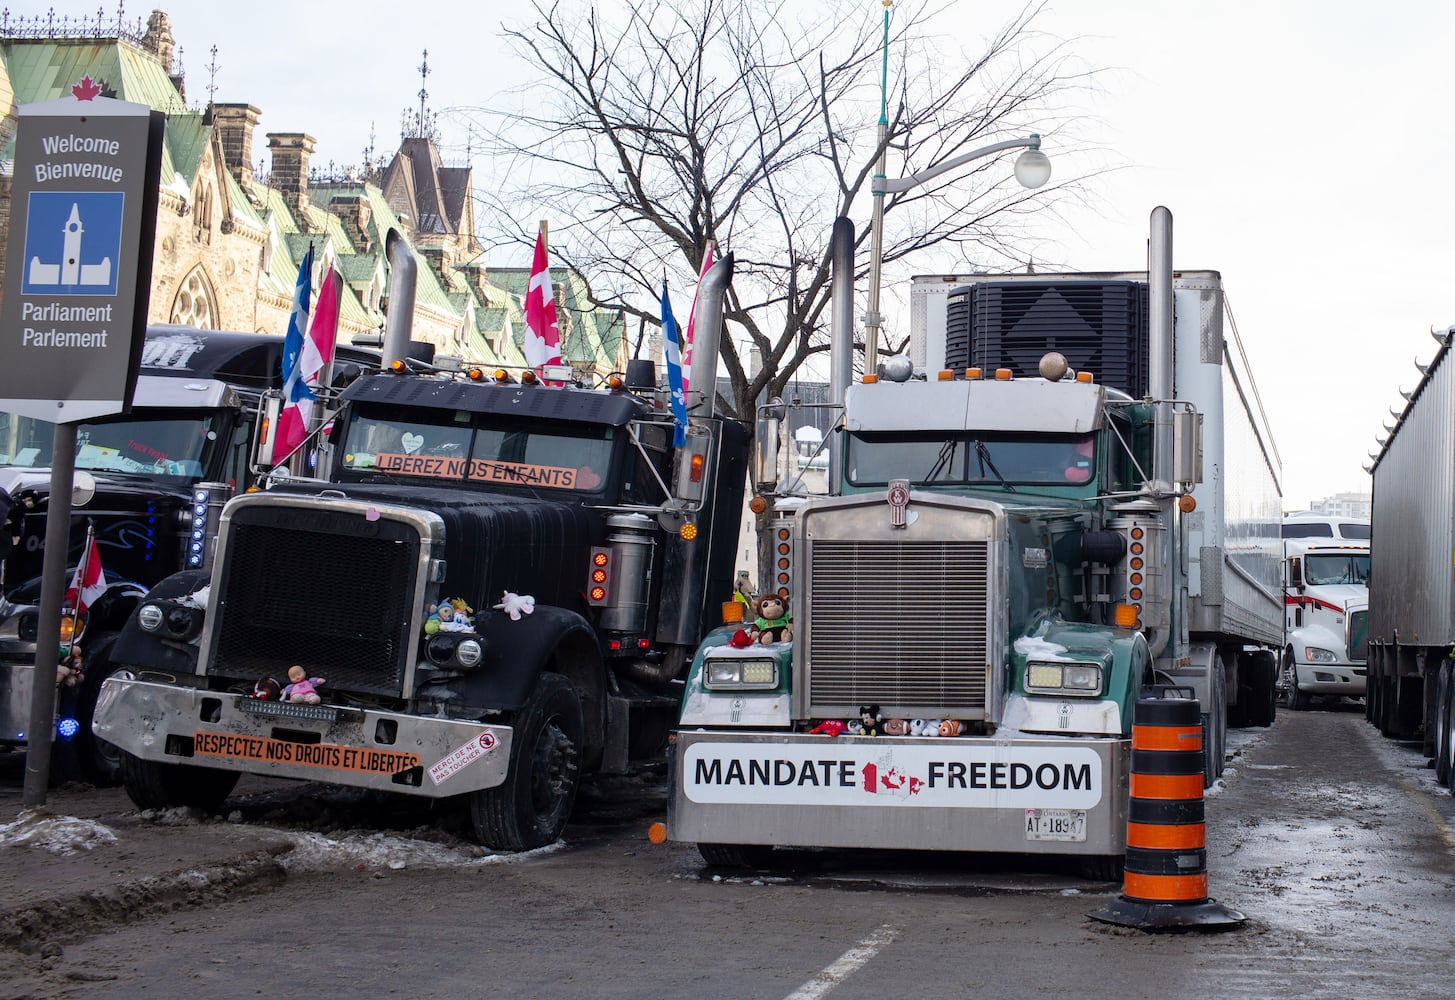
[210,104,262,188]
[267,132,316,219]
[327,194,373,253]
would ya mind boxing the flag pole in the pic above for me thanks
[65,521,96,659]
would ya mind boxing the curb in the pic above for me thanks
[0,841,294,955]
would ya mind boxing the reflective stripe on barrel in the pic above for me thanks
[1123,696,1208,905]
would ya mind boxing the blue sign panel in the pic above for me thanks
[20,190,124,296]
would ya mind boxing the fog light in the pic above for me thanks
[456,638,483,668]
[138,603,164,632]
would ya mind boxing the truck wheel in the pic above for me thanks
[71,635,124,787]
[697,843,774,868]
[1282,652,1310,712]
[119,752,240,811]
[1445,675,1455,793]
[1245,652,1277,728]
[470,672,583,851]
[1078,854,1125,883]
[1203,665,1227,787]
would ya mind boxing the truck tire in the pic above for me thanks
[1282,651,1310,712]
[1203,665,1227,787]
[119,752,240,811]
[71,634,124,787]
[1078,854,1125,883]
[470,671,583,851]
[1445,675,1455,794]
[1244,652,1277,728]
[697,843,774,868]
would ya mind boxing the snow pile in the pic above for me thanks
[0,808,117,855]
[275,829,566,873]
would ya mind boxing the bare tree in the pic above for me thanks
[460,0,1097,422]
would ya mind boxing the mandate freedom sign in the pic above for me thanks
[0,89,164,422]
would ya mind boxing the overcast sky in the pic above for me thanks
[10,0,1450,510]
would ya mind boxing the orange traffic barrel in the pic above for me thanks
[1090,691,1245,931]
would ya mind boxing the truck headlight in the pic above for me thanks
[704,657,778,691]
[137,601,203,640]
[1025,660,1103,697]
[137,603,165,632]
[456,638,483,668]
[426,632,487,671]
[1305,646,1338,663]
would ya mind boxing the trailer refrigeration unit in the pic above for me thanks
[1367,325,1455,789]
[0,327,380,784]
[666,208,1283,873]
[92,244,748,850]
[1280,513,1370,711]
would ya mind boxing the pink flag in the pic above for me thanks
[277,263,342,456]
[523,226,561,372]
[63,538,105,615]
[680,243,716,395]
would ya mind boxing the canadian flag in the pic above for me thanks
[522,223,562,375]
[63,538,106,615]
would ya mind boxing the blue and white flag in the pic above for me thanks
[661,282,687,448]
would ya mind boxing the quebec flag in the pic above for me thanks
[661,282,687,448]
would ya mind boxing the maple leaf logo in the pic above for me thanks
[72,75,102,101]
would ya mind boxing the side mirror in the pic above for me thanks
[253,394,282,468]
[1173,407,1202,487]
[754,398,785,493]
[1289,557,1304,591]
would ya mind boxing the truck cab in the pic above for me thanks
[1281,513,1371,709]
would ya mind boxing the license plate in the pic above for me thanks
[1025,808,1086,842]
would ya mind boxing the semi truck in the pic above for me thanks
[92,244,748,850]
[1366,325,1455,789]
[666,208,1283,873]
[0,326,381,784]
[1281,512,1370,710]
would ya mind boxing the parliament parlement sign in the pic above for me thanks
[0,85,163,423]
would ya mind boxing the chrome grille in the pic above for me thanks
[806,539,989,715]
[210,508,420,696]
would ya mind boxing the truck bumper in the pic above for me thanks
[93,676,513,797]
[1292,661,1366,697]
[668,730,1128,856]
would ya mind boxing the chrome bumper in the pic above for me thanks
[93,676,513,797]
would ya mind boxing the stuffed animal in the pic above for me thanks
[281,665,324,705]
[938,719,967,737]
[857,705,882,737]
[808,720,847,737]
[909,718,934,736]
[844,720,864,736]
[750,594,792,645]
[252,676,281,701]
[495,591,535,621]
[425,598,475,634]
[882,718,909,736]
[727,628,755,649]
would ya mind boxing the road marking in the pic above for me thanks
[782,924,897,1000]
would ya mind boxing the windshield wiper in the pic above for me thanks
[974,439,1016,492]
[921,439,959,482]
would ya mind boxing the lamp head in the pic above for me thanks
[1013,134,1052,189]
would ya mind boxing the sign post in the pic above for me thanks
[0,82,163,804]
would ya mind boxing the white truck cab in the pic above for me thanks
[1282,513,1370,708]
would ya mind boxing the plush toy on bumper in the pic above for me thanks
[282,665,324,705]
[750,594,792,645]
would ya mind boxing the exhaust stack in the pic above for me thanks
[381,229,419,370]
[688,253,735,419]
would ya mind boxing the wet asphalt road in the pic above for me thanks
[4,701,1455,999]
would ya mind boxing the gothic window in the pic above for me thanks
[170,266,219,329]
[193,182,214,245]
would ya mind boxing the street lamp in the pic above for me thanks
[860,4,1052,377]
[863,133,1052,378]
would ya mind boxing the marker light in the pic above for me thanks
[749,496,768,515]
[586,548,612,606]
[1178,495,1198,513]
[521,370,539,385]
[56,717,80,740]
[1076,371,1094,383]
[494,369,513,383]
[606,376,626,391]
[995,368,1013,380]
[861,374,879,384]
[390,359,407,372]
[680,522,699,541]
[689,453,705,483]
[938,370,954,381]
[1114,603,1140,628]
[468,368,485,381]
[966,368,982,379]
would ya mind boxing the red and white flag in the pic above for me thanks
[522,224,562,373]
[277,259,342,456]
[680,242,716,395]
[64,538,105,615]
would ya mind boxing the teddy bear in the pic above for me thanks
[281,665,324,705]
[750,594,792,645]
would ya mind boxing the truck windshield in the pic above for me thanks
[339,410,614,493]
[1302,553,1370,586]
[0,409,219,479]
[846,431,1096,487]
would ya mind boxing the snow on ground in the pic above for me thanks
[0,809,117,855]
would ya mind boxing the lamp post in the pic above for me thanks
[862,4,1053,376]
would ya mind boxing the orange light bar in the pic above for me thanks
[591,568,608,584]
[592,551,609,567]
[862,374,879,384]
[1114,603,1140,628]
[590,586,607,601]
[995,368,1012,380]
[966,368,982,379]
[1076,371,1094,383]
[937,369,954,381]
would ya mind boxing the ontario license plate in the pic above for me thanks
[1025,808,1086,842]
